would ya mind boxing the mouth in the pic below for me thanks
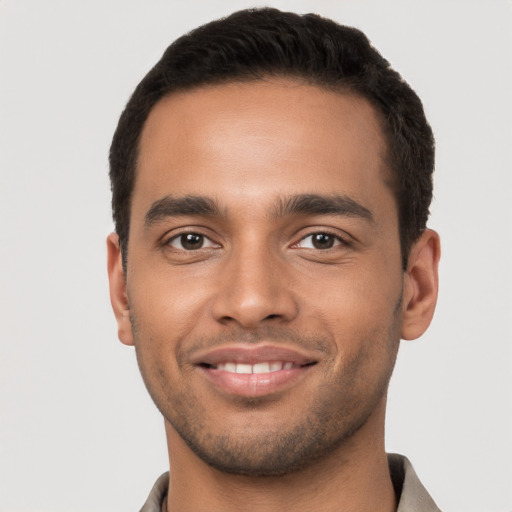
[192,345,319,397]
[200,360,314,373]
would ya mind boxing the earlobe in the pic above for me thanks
[401,229,441,341]
[106,232,134,346]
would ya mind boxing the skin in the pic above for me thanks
[108,78,440,512]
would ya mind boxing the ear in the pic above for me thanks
[401,229,441,340]
[107,232,134,346]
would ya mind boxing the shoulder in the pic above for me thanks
[388,453,442,512]
[139,472,169,512]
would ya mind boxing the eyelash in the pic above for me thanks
[162,229,351,252]
[164,231,219,251]
[293,231,351,250]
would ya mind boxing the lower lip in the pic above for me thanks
[198,366,314,397]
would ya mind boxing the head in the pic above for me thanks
[107,8,440,478]
[109,7,434,271]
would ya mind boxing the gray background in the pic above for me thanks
[1,1,511,511]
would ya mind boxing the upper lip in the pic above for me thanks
[191,343,319,367]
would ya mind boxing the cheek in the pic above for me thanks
[301,260,402,323]
[299,259,403,368]
[129,291,194,406]
[128,263,212,337]
[126,266,218,396]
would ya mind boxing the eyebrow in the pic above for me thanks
[144,193,374,228]
[273,194,374,223]
[144,195,221,227]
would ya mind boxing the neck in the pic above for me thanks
[163,399,396,512]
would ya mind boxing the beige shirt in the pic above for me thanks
[140,453,441,512]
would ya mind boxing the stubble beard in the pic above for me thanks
[131,302,402,477]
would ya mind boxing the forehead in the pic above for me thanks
[134,79,393,219]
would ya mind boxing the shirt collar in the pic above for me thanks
[139,453,441,512]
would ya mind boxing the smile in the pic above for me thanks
[192,344,319,398]
[209,361,299,373]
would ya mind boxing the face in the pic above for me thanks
[115,79,408,475]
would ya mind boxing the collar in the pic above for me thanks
[140,453,441,512]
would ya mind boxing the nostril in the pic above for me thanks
[212,284,299,328]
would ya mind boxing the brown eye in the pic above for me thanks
[180,233,204,250]
[297,232,343,250]
[311,233,335,249]
[167,232,218,251]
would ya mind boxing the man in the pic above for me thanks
[107,7,441,512]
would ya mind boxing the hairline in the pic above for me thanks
[121,74,401,268]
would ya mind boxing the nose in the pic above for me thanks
[211,243,299,329]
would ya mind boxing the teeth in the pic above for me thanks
[253,362,270,374]
[223,362,236,373]
[215,361,296,373]
[236,363,252,374]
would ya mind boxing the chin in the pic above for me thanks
[170,405,373,477]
